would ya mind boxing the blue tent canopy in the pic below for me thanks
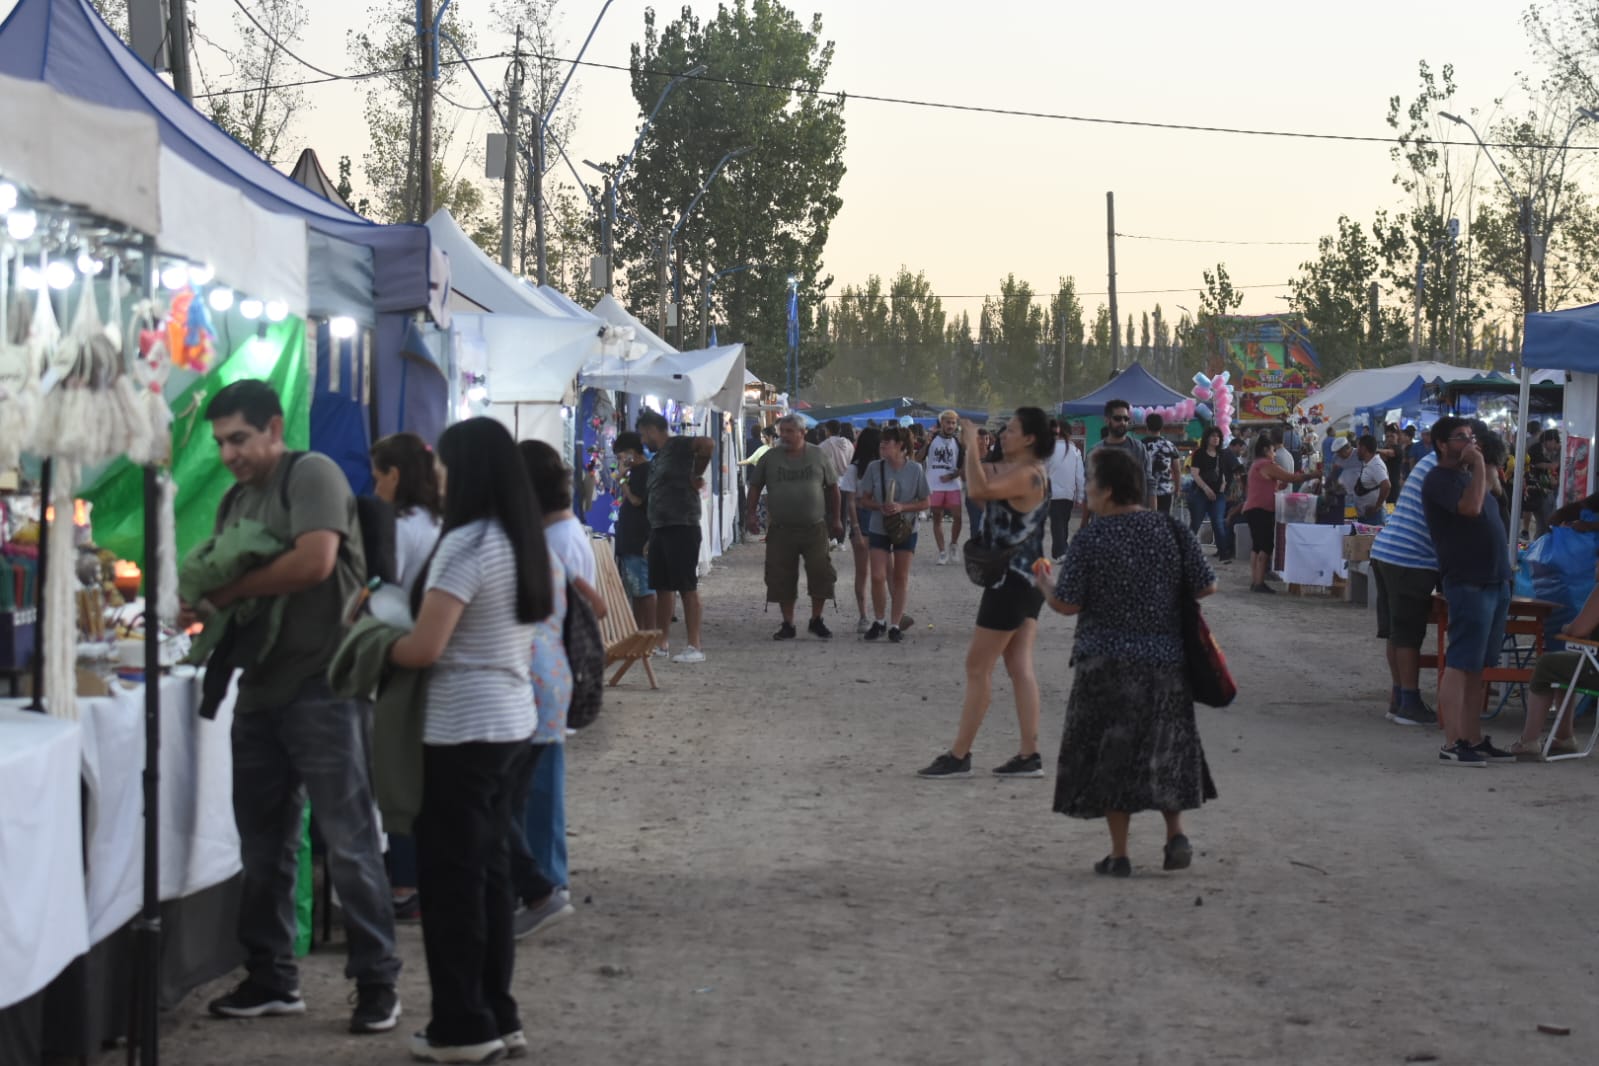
[1060,363,1187,415]
[1525,302,1599,372]
[0,0,449,440]
[1354,375,1428,426]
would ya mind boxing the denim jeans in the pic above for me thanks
[1048,498,1074,559]
[964,495,984,540]
[525,743,568,888]
[415,740,524,1046]
[1187,487,1232,558]
[507,744,557,903]
[230,685,399,993]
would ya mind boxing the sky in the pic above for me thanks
[5,0,1552,330]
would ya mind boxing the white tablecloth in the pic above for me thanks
[1281,524,1352,587]
[0,709,88,1010]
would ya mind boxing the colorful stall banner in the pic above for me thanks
[1565,435,1591,504]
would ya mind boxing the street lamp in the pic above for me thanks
[660,146,751,346]
[1440,107,1594,561]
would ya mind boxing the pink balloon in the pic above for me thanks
[1193,387,1213,401]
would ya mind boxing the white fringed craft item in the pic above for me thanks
[44,471,78,720]
[155,472,178,626]
[0,248,43,469]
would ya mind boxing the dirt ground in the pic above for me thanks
[131,523,1599,1066]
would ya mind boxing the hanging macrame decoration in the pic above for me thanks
[0,248,42,469]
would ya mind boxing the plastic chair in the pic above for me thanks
[1542,636,1599,761]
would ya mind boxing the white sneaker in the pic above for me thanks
[855,617,871,634]
[409,1031,507,1063]
[671,647,706,664]
[650,647,670,658]
[936,549,948,565]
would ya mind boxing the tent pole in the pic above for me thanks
[28,458,51,711]
[135,239,163,1066]
[1508,361,1531,570]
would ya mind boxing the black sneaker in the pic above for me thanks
[807,617,832,639]
[392,891,421,923]
[349,983,401,1034]
[1473,736,1517,764]
[208,979,306,1019]
[864,622,886,641]
[773,621,797,640]
[1093,855,1132,877]
[1386,703,1433,727]
[992,753,1044,778]
[917,751,972,778]
[888,626,904,643]
[1439,739,1486,767]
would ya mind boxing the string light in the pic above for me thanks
[265,300,288,322]
[160,263,190,290]
[188,262,216,285]
[45,260,75,289]
[18,264,42,289]
[5,209,37,240]
[328,316,358,339]
[207,287,235,312]
[76,251,104,276]
[0,181,17,212]
[239,298,264,320]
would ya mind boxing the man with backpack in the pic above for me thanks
[184,380,401,1034]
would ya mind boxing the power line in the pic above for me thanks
[229,0,343,80]
[191,51,515,99]
[823,283,1292,300]
[1116,232,1315,247]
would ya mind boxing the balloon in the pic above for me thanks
[1193,372,1212,387]
[1131,407,1146,423]
[1215,371,1230,385]
[1196,403,1213,420]
[1193,386,1213,401]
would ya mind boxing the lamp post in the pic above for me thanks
[1440,107,1594,562]
[661,146,751,347]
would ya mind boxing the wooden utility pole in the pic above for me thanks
[168,0,194,99]
[1057,287,1067,401]
[1106,192,1121,373]
[418,0,434,221]
[658,233,669,341]
[500,27,522,271]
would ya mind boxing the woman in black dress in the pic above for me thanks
[1038,446,1218,877]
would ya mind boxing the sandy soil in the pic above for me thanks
[118,527,1599,1066]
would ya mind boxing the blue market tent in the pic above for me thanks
[0,0,451,443]
[1525,302,1599,371]
[803,398,988,426]
[1354,375,1429,427]
[1059,363,1187,415]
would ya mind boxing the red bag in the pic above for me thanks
[1167,518,1236,707]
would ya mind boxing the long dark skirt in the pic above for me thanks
[1052,656,1218,819]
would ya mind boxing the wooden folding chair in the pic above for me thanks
[1544,636,1599,761]
[592,541,661,689]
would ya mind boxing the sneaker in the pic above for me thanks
[501,1030,529,1059]
[671,647,706,664]
[917,751,972,778]
[208,979,306,1019]
[807,617,832,639]
[1510,737,1547,762]
[1473,736,1517,764]
[773,622,797,640]
[897,613,915,628]
[864,622,886,641]
[349,984,401,1034]
[1438,739,1486,767]
[887,626,904,643]
[1386,703,1433,727]
[650,646,670,658]
[513,890,575,940]
[855,617,872,634]
[936,549,949,566]
[409,1030,507,1064]
[991,752,1044,778]
[392,891,422,923]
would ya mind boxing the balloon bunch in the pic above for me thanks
[1192,370,1233,440]
[1131,399,1199,427]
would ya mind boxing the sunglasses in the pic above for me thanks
[1109,415,1131,423]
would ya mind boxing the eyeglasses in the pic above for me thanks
[1109,415,1130,423]
[1447,432,1474,443]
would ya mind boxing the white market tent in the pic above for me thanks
[0,71,309,313]
[1294,360,1563,426]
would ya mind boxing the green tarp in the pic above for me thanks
[82,322,310,570]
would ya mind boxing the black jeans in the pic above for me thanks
[231,686,399,993]
[507,743,557,905]
[1048,499,1074,559]
[415,740,524,1046]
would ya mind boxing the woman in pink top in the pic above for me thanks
[1242,435,1316,594]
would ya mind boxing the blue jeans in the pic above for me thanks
[1187,487,1232,557]
[1442,579,1512,672]
[524,743,567,889]
[965,495,984,539]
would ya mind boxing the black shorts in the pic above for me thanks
[976,572,1045,631]
[1372,558,1438,649]
[1244,508,1275,557]
[648,524,702,592]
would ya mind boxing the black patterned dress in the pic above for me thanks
[1051,511,1218,818]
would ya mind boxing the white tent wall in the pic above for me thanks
[487,402,566,450]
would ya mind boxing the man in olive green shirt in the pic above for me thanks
[746,414,843,639]
[184,380,401,1034]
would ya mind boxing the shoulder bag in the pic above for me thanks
[563,581,605,730]
[1166,516,1236,708]
[879,463,916,546]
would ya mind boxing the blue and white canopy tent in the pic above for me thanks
[1059,363,1188,416]
[1517,302,1599,538]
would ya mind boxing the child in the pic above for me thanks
[611,432,656,630]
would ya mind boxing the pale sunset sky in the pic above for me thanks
[6,0,1552,329]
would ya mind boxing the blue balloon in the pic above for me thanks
[1196,403,1213,420]
[1192,372,1211,387]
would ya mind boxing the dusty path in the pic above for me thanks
[135,530,1598,1065]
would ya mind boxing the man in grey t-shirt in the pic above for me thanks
[1098,398,1151,506]
[637,409,715,662]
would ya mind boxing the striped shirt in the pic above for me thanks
[423,519,538,745]
[1370,451,1439,571]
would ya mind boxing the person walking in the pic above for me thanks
[920,410,966,565]
[1045,419,1085,558]
[745,414,843,639]
[1242,435,1316,593]
[963,426,995,538]
[637,410,715,662]
[610,432,656,631]
[1142,412,1179,515]
[387,417,554,1062]
[1352,434,1392,526]
[192,381,401,1033]
[1039,446,1218,877]
[841,427,880,634]
[857,425,930,643]
[917,408,1053,779]
[1185,426,1231,562]
[1098,399,1150,507]
[1370,442,1441,728]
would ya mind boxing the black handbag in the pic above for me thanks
[562,582,605,730]
[961,535,1018,587]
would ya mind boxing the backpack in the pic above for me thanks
[563,582,605,730]
[220,451,397,586]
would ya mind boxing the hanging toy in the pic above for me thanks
[164,287,214,372]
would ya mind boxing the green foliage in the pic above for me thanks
[818,268,944,400]
[978,275,1045,407]
[615,0,846,385]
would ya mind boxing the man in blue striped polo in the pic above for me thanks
[1370,432,1440,727]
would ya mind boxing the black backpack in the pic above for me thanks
[563,582,605,729]
[220,451,397,586]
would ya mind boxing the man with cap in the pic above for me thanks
[1329,435,1362,499]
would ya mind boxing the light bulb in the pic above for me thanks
[76,252,104,276]
[0,182,17,212]
[238,298,264,320]
[188,262,215,286]
[6,209,37,240]
[160,263,189,290]
[18,264,42,290]
[46,260,75,289]
[328,316,357,339]
[467,385,488,404]
[265,300,288,322]
[207,287,235,313]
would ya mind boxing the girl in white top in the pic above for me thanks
[370,432,443,596]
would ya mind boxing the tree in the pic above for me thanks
[947,312,990,408]
[199,0,310,164]
[1047,278,1085,400]
[1198,263,1246,318]
[89,0,127,39]
[980,276,1045,405]
[616,0,847,386]
[1288,214,1410,376]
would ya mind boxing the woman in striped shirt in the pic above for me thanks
[389,417,555,1064]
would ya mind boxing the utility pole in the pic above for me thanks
[1106,192,1120,372]
[418,0,434,221]
[1057,287,1067,402]
[658,233,669,341]
[1410,251,1423,361]
[601,175,615,293]
[533,72,548,286]
[699,262,711,349]
[500,27,522,271]
[1367,282,1380,353]
[168,0,194,99]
